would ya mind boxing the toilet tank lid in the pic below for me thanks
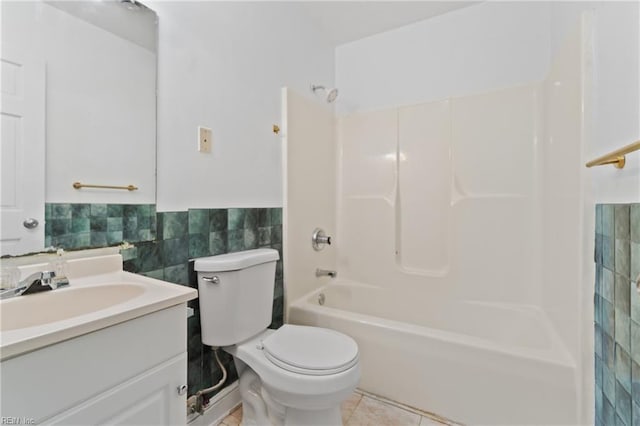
[194,249,279,272]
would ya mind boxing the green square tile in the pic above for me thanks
[52,204,72,219]
[631,205,640,243]
[603,205,615,238]
[633,359,640,405]
[71,233,91,248]
[189,234,209,258]
[258,208,269,227]
[604,236,615,271]
[269,208,282,226]
[137,229,151,241]
[631,279,640,324]
[90,217,107,232]
[164,236,189,267]
[615,205,631,240]
[71,218,90,233]
[615,310,630,353]
[71,204,91,218]
[107,217,123,232]
[228,208,246,230]
[632,242,640,284]
[271,225,282,244]
[45,204,52,220]
[123,205,137,218]
[616,273,631,315]
[138,214,151,230]
[189,209,209,235]
[632,321,640,365]
[603,363,616,404]
[603,393,615,426]
[107,231,123,245]
[596,205,603,235]
[244,209,258,229]
[209,231,227,255]
[616,344,632,393]
[51,219,70,236]
[258,227,271,246]
[162,212,188,239]
[616,381,632,426]
[244,228,257,249]
[107,204,123,217]
[228,229,244,252]
[90,232,107,247]
[604,268,615,303]
[209,209,227,232]
[123,216,138,241]
[136,204,151,217]
[616,239,631,280]
[603,301,615,342]
[164,264,188,285]
[136,241,163,272]
[90,204,108,217]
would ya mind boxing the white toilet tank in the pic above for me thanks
[194,249,280,347]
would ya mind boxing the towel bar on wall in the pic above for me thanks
[585,140,640,169]
[72,182,138,191]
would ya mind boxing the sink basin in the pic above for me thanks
[1,284,145,331]
[0,253,197,361]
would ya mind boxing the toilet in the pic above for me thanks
[195,249,360,426]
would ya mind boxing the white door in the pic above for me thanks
[0,44,45,256]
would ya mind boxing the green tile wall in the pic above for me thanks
[594,204,640,426]
[121,207,284,398]
[45,203,156,249]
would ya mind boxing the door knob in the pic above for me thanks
[23,218,39,229]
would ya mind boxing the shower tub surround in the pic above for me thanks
[594,204,640,426]
[284,15,591,425]
[43,204,283,399]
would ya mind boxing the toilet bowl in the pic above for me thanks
[195,249,360,425]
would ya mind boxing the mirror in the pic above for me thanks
[1,0,157,256]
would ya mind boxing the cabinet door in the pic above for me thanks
[45,353,187,425]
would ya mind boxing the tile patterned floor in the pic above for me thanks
[219,390,452,426]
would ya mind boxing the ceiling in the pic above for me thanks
[295,1,479,46]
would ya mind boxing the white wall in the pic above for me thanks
[335,2,551,114]
[149,2,334,212]
[551,1,640,203]
[2,1,156,204]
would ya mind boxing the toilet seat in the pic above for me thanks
[261,325,359,376]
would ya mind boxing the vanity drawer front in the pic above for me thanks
[0,304,186,422]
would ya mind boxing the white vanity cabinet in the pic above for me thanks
[1,304,189,425]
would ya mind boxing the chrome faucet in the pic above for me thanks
[0,271,69,300]
[315,268,337,278]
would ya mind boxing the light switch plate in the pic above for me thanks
[198,126,212,153]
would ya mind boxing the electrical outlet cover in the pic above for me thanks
[198,126,212,153]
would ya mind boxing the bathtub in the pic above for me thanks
[288,281,578,425]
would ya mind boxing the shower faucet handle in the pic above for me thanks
[312,228,332,251]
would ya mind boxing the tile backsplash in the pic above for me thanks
[45,203,157,249]
[594,204,639,426]
[45,204,283,399]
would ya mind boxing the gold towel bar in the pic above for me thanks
[586,140,640,169]
[73,182,138,191]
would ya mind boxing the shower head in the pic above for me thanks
[311,84,339,103]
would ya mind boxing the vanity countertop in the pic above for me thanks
[0,254,197,361]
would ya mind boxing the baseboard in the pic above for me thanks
[187,381,240,426]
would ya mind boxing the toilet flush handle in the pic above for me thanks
[202,276,220,284]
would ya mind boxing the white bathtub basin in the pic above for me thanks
[0,253,197,360]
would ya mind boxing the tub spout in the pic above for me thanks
[316,268,337,278]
